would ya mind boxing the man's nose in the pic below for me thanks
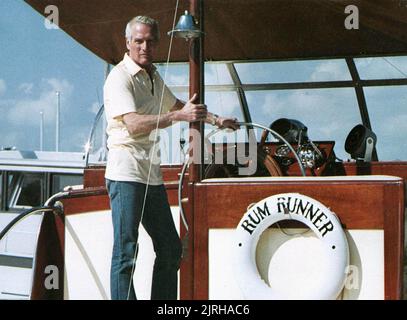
[141,41,150,51]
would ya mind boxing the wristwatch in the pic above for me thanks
[210,114,219,126]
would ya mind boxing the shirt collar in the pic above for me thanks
[123,53,156,76]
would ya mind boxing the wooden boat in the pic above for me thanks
[2,0,406,299]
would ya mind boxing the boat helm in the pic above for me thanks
[234,193,349,300]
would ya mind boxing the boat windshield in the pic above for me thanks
[154,57,407,163]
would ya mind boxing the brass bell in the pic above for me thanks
[168,10,203,39]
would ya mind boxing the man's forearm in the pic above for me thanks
[123,111,178,135]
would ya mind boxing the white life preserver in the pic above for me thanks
[234,193,349,300]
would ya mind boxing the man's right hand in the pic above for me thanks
[175,93,207,122]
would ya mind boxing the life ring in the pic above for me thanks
[234,193,349,300]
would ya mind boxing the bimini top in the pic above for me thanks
[24,0,407,64]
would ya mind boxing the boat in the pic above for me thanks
[1,0,406,300]
[0,149,103,299]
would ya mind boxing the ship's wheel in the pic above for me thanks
[204,121,311,178]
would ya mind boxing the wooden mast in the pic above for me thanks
[179,0,204,299]
[188,0,204,182]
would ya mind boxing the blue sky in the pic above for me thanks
[0,0,105,152]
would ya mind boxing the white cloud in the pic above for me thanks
[207,91,240,118]
[89,101,101,114]
[7,78,74,126]
[0,79,6,96]
[310,61,350,81]
[19,82,34,94]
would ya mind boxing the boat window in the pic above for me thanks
[234,60,351,84]
[85,104,107,165]
[354,56,407,80]
[14,173,43,208]
[206,91,243,121]
[52,174,83,194]
[0,172,2,209]
[159,91,189,164]
[364,86,407,160]
[205,64,234,85]
[246,88,361,161]
[156,62,234,86]
[157,71,246,164]
[2,172,22,210]
[156,63,189,87]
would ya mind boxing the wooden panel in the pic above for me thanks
[83,161,407,184]
[193,183,209,299]
[188,178,405,300]
[340,162,407,182]
[383,184,405,299]
[62,183,178,215]
[31,213,65,300]
[83,166,106,188]
[161,165,184,182]
[83,165,183,188]
[200,180,397,229]
[180,182,195,300]
[62,194,110,215]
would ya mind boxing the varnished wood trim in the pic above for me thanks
[201,180,393,229]
[62,195,110,215]
[31,213,65,300]
[83,165,183,188]
[383,183,405,299]
[193,183,208,299]
[180,182,195,300]
[62,183,178,215]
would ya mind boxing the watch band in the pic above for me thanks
[211,114,219,126]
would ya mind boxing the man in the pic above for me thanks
[104,15,239,300]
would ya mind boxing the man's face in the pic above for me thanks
[126,23,158,69]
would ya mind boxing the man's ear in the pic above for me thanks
[126,38,131,50]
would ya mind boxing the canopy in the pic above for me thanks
[25,0,407,64]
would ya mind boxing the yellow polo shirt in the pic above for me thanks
[103,53,177,184]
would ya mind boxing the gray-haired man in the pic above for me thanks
[104,16,238,300]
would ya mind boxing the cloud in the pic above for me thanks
[7,78,74,126]
[89,101,101,114]
[207,91,240,118]
[309,61,350,81]
[0,79,6,96]
[18,82,34,94]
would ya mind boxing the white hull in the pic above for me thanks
[62,207,387,300]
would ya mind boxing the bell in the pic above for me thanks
[168,10,203,39]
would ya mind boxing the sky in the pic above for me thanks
[0,0,105,152]
[0,0,406,162]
